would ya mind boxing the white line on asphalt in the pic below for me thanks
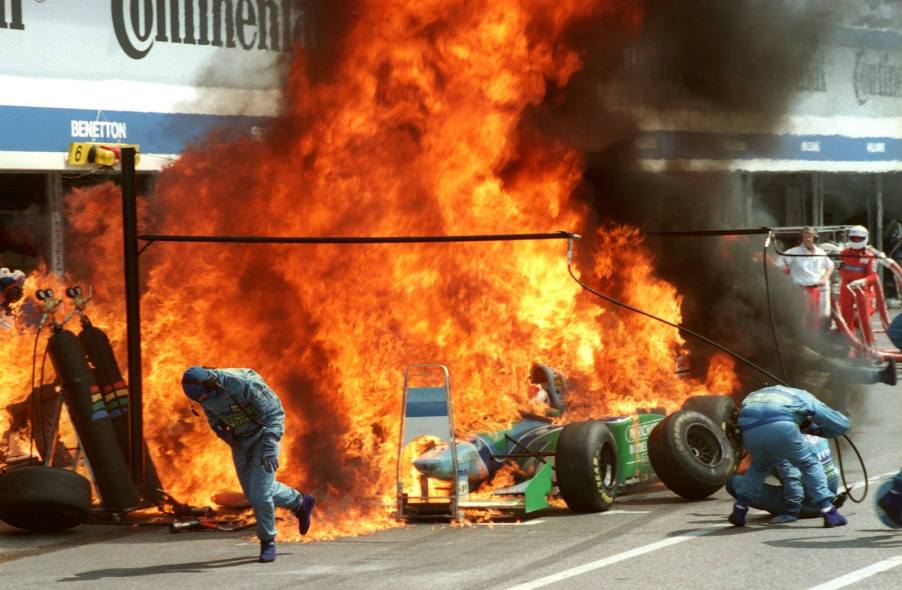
[472,520,545,526]
[504,524,728,590]
[807,556,902,590]
[598,510,651,515]
[866,471,899,483]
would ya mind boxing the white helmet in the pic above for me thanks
[848,225,869,249]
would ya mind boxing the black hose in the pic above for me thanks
[37,342,51,460]
[763,238,789,382]
[565,262,789,387]
[832,434,869,503]
[28,324,43,462]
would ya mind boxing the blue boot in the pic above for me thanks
[822,506,847,528]
[294,493,316,536]
[728,504,748,527]
[259,540,276,563]
[878,490,902,527]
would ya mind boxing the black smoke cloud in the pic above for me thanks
[524,1,850,396]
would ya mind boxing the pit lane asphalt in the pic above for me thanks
[2,384,901,589]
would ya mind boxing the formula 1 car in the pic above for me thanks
[396,364,740,520]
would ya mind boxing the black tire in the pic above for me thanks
[555,421,618,512]
[681,395,741,453]
[648,410,737,500]
[0,467,91,531]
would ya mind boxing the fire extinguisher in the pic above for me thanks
[37,288,140,511]
[66,286,164,502]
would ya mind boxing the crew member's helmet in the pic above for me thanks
[181,366,219,402]
[848,225,869,250]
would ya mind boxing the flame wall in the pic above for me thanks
[1,0,737,540]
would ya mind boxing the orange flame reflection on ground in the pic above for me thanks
[0,0,737,541]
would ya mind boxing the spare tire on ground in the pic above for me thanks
[555,420,618,512]
[681,395,741,454]
[0,466,91,531]
[648,409,737,501]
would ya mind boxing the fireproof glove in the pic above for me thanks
[262,453,279,473]
[261,436,279,472]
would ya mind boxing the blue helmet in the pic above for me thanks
[181,366,218,401]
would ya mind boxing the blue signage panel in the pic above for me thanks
[0,104,267,155]
[636,130,902,163]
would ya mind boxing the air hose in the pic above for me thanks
[28,322,44,462]
[832,434,868,503]
[564,238,788,387]
[762,233,789,382]
[564,235,870,501]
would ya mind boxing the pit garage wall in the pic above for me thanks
[616,20,902,243]
[622,25,902,173]
[0,0,310,273]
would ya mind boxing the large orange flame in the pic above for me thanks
[1,0,734,540]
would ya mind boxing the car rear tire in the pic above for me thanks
[681,395,740,453]
[0,466,91,531]
[555,421,618,512]
[648,410,737,500]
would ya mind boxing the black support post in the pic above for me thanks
[121,147,145,497]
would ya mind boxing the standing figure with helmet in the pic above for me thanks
[837,225,881,334]
[181,366,316,563]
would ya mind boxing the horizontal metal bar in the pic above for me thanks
[494,452,556,458]
[137,231,580,244]
[646,227,771,237]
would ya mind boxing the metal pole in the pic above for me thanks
[876,174,884,252]
[121,147,144,497]
[45,172,65,276]
[876,173,886,295]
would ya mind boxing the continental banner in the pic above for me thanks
[0,0,311,169]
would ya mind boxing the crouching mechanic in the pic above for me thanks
[877,316,902,527]
[181,367,315,562]
[726,434,841,524]
[728,385,849,528]
[878,471,902,527]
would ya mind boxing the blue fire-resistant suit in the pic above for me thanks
[883,316,902,497]
[727,435,839,517]
[891,469,902,494]
[198,369,301,542]
[734,386,849,511]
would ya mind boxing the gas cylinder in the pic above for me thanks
[47,328,140,511]
[78,323,164,502]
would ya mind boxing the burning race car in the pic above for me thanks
[396,364,740,520]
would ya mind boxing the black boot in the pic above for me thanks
[879,359,897,386]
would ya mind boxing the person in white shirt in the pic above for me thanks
[778,227,835,332]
